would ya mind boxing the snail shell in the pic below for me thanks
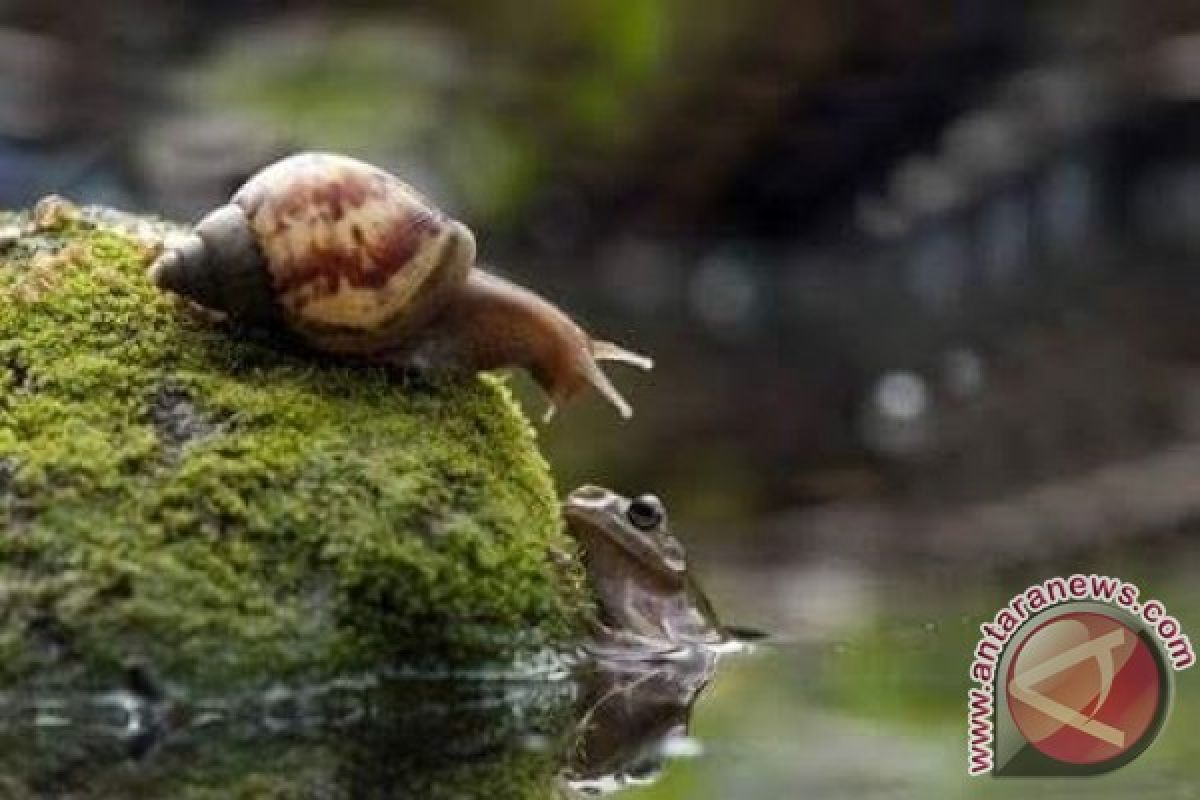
[154,153,476,356]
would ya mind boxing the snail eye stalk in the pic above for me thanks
[627,494,665,531]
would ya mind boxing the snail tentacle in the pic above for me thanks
[578,353,635,420]
[591,340,654,371]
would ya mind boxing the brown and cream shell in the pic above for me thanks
[235,153,476,354]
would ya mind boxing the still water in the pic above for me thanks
[3,537,1197,798]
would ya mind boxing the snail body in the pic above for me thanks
[150,152,651,419]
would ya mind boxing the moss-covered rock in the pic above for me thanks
[0,201,587,690]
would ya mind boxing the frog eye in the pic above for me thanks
[627,494,665,531]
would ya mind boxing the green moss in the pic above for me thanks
[0,203,587,689]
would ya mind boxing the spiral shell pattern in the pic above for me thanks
[232,152,474,352]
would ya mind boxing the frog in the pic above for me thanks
[563,485,726,654]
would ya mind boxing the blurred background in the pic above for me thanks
[5,1,1200,797]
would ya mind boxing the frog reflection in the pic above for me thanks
[564,485,725,654]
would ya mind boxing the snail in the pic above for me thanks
[148,152,652,420]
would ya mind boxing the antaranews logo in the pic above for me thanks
[967,574,1194,777]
